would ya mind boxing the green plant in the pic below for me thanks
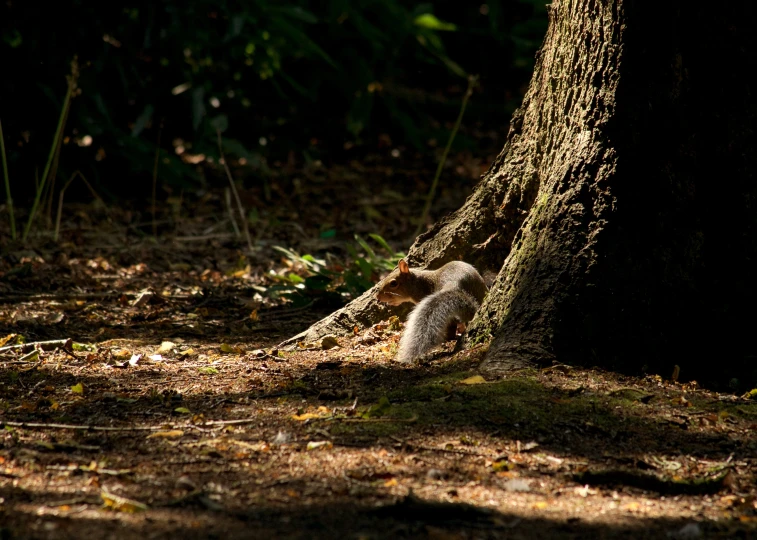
[22,58,78,242]
[0,118,15,240]
[415,73,478,237]
[271,233,405,303]
[2,2,547,200]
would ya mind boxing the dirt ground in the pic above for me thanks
[1,149,756,539]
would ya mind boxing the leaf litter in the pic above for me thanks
[0,152,756,538]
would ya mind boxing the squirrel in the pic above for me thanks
[376,259,488,363]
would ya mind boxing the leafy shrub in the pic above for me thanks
[1,1,546,202]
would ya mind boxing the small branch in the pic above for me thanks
[0,338,72,354]
[0,291,200,303]
[2,421,165,432]
[0,417,263,432]
[17,350,40,362]
[200,418,262,427]
[216,129,254,251]
[55,170,107,242]
[335,414,418,424]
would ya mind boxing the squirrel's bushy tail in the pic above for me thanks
[396,289,479,363]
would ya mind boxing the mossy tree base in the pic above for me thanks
[284,1,757,388]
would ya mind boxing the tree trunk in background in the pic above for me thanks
[284,0,757,388]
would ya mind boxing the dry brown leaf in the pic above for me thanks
[459,375,486,385]
[101,490,148,513]
[147,430,185,439]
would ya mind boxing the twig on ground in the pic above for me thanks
[0,417,263,432]
[55,170,107,241]
[18,350,40,362]
[0,338,72,354]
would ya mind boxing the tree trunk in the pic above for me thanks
[283,0,757,388]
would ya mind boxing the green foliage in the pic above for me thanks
[271,233,404,303]
[1,1,546,203]
[362,395,391,418]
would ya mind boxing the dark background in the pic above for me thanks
[1,0,547,204]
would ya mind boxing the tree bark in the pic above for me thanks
[283,0,757,387]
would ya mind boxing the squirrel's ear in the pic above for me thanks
[398,259,410,274]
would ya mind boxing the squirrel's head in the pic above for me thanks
[376,259,415,306]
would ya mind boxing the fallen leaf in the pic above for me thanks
[70,383,84,395]
[320,335,340,350]
[459,375,486,385]
[198,367,218,375]
[101,490,148,513]
[0,334,22,347]
[157,341,176,354]
[220,343,244,354]
[492,460,513,472]
[306,441,333,451]
[292,412,324,421]
[363,396,391,418]
[174,407,191,414]
[147,430,185,439]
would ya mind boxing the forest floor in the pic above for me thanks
[0,144,756,539]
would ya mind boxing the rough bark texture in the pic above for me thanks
[469,0,757,384]
[278,106,533,348]
[465,0,625,370]
[284,0,757,386]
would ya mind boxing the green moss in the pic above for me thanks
[326,372,645,442]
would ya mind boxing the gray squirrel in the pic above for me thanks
[377,259,488,363]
